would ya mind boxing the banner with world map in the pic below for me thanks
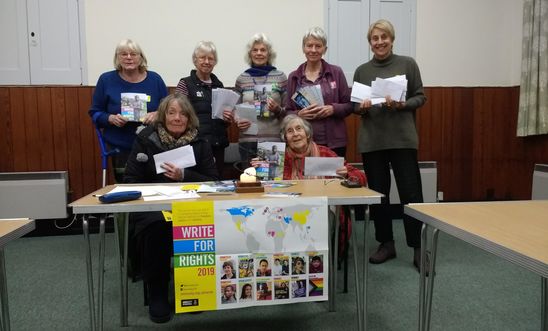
[172,197,329,313]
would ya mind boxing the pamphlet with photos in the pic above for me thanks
[121,92,148,121]
[256,142,285,180]
[291,85,324,108]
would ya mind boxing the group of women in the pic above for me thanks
[89,19,426,323]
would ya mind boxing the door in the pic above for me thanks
[0,0,82,85]
[327,0,416,84]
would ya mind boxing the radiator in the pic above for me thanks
[0,171,68,219]
[351,161,438,203]
[532,164,548,200]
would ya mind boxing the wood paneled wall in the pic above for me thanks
[1,86,547,202]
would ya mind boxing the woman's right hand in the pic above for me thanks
[297,104,320,120]
[108,114,128,127]
[250,157,261,168]
[237,119,252,131]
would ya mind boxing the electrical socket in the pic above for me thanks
[437,191,444,201]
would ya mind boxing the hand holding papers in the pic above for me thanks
[351,75,407,105]
[291,85,324,108]
[153,145,196,174]
[304,157,344,177]
[234,103,258,135]
[211,88,239,120]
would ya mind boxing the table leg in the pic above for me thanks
[348,206,363,331]
[542,277,547,331]
[329,207,339,312]
[114,213,129,327]
[82,215,96,331]
[0,248,10,331]
[97,215,106,330]
[425,229,439,331]
[361,206,369,331]
[418,223,428,331]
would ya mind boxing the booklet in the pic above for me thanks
[120,92,148,121]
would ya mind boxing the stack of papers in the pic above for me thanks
[351,75,407,105]
[291,85,324,108]
[234,103,258,135]
[212,88,240,119]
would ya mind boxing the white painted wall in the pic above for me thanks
[83,0,523,87]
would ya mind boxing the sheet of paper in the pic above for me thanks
[351,81,386,105]
[235,103,258,135]
[371,75,407,102]
[211,88,239,120]
[153,145,196,174]
[143,191,200,201]
[304,157,344,177]
[108,185,183,197]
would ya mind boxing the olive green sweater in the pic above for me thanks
[353,53,426,153]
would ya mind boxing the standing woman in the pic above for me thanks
[234,33,287,166]
[89,39,168,181]
[285,27,353,157]
[353,19,426,271]
[176,41,233,177]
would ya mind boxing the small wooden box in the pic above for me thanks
[235,181,264,193]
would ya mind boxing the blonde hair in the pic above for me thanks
[367,19,396,43]
[155,93,199,131]
[113,39,148,72]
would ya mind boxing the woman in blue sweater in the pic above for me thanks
[89,39,168,181]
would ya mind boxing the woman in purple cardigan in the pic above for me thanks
[285,27,353,158]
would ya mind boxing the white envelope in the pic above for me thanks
[153,145,197,174]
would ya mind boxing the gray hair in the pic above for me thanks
[113,39,148,72]
[280,114,313,141]
[244,33,276,66]
[192,41,218,63]
[302,27,327,48]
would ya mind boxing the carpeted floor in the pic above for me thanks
[4,220,540,330]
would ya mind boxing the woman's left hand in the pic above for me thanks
[161,162,183,181]
[267,98,282,113]
[315,105,334,119]
[142,111,157,125]
[384,96,405,110]
[336,166,348,178]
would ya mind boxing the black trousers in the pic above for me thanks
[362,149,423,247]
[130,212,173,283]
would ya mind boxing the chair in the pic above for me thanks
[93,125,132,326]
[94,125,120,187]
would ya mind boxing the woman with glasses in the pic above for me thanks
[89,39,168,181]
[176,41,233,178]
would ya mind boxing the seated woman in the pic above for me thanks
[124,93,219,323]
[253,114,366,185]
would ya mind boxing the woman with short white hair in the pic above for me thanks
[234,33,288,167]
[176,41,233,177]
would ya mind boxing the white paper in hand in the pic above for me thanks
[304,157,344,177]
[153,145,196,174]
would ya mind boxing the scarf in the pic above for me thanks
[157,124,198,150]
[285,141,321,180]
[245,65,276,77]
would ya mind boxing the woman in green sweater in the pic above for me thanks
[353,19,427,272]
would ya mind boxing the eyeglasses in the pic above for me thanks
[197,55,216,63]
[118,52,140,58]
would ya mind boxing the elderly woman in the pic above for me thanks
[234,33,288,166]
[89,39,168,182]
[277,115,365,184]
[354,19,427,271]
[124,93,219,323]
[176,41,233,178]
[286,27,353,158]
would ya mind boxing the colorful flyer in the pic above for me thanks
[172,201,217,313]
